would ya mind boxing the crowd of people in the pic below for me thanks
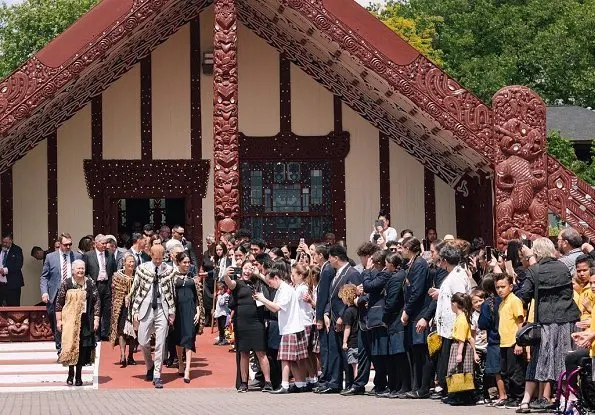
[7,211,594,402]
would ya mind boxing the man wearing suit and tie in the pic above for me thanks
[129,244,176,389]
[315,244,362,394]
[40,232,82,354]
[171,225,199,267]
[0,234,24,306]
[311,244,334,390]
[84,234,117,341]
[124,232,150,269]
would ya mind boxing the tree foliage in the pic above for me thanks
[547,130,595,186]
[369,0,595,107]
[367,1,443,65]
[0,0,99,79]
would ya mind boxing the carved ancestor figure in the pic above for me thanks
[495,117,547,247]
[6,312,29,339]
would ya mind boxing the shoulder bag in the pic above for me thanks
[516,264,541,347]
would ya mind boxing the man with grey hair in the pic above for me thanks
[83,234,117,340]
[557,227,584,275]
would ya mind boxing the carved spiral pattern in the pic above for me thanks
[369,57,387,74]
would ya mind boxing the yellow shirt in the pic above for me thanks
[498,292,524,347]
[574,290,580,307]
[452,313,472,342]
[578,285,593,321]
[590,315,595,357]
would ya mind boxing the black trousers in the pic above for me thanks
[0,285,21,306]
[409,344,429,392]
[217,316,227,341]
[326,324,345,390]
[387,353,411,392]
[318,328,330,385]
[96,281,111,338]
[352,329,372,389]
[436,337,453,391]
[500,346,526,400]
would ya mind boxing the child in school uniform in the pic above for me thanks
[495,273,526,409]
[471,288,489,403]
[214,282,231,345]
[339,283,359,387]
[445,292,476,406]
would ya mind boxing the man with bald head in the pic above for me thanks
[129,244,176,389]
[83,234,117,340]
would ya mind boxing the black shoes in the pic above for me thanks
[127,357,136,366]
[74,378,83,387]
[145,366,154,381]
[405,390,430,399]
[237,383,249,393]
[262,382,273,392]
[316,387,341,394]
[340,387,365,396]
[270,387,289,394]
[120,359,127,368]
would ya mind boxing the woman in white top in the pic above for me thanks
[291,263,317,386]
[433,243,470,394]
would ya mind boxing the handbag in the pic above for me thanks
[428,330,442,357]
[516,264,541,347]
[446,372,475,393]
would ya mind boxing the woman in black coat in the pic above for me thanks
[383,252,410,397]
[400,237,431,396]
[362,250,390,395]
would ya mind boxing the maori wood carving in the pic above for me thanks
[0,307,54,342]
[0,0,210,175]
[547,155,595,242]
[281,0,493,162]
[213,0,240,236]
[493,86,548,250]
[83,159,210,250]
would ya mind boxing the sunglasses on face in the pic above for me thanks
[62,243,72,247]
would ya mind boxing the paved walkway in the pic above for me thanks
[0,388,509,415]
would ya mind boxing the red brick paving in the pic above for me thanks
[98,330,235,389]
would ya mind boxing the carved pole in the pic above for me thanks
[213,0,239,237]
[492,86,548,250]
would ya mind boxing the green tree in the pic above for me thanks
[547,130,595,186]
[367,1,443,65]
[0,0,99,78]
[395,0,595,107]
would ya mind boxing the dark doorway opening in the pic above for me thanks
[118,198,185,234]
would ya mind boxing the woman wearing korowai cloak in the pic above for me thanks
[56,259,100,386]
[110,252,137,367]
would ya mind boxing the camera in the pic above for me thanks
[373,233,381,241]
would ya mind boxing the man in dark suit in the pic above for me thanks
[124,233,150,269]
[171,225,199,267]
[106,235,125,271]
[83,234,117,340]
[40,232,82,353]
[311,244,334,390]
[315,244,362,394]
[0,234,24,306]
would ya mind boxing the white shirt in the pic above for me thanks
[295,283,314,325]
[59,251,73,280]
[435,265,470,339]
[369,226,398,243]
[0,247,8,277]
[214,292,230,318]
[274,281,306,335]
[95,249,108,281]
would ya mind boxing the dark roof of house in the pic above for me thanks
[547,106,595,142]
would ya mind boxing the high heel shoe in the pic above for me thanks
[66,367,74,386]
[75,378,83,387]
[184,370,190,384]
[120,358,127,368]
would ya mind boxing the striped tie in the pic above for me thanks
[61,254,68,281]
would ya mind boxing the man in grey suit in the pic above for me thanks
[84,234,117,340]
[129,244,176,389]
[40,232,82,354]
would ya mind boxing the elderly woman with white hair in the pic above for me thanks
[515,237,580,412]
[55,259,100,386]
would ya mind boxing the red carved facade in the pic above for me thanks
[493,86,548,250]
[0,307,54,342]
[213,0,240,236]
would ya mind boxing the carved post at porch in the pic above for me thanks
[213,0,239,237]
[492,86,548,250]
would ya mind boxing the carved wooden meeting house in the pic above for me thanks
[0,0,594,337]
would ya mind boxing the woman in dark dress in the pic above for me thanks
[383,252,410,397]
[174,252,205,383]
[223,259,271,392]
[56,259,99,386]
